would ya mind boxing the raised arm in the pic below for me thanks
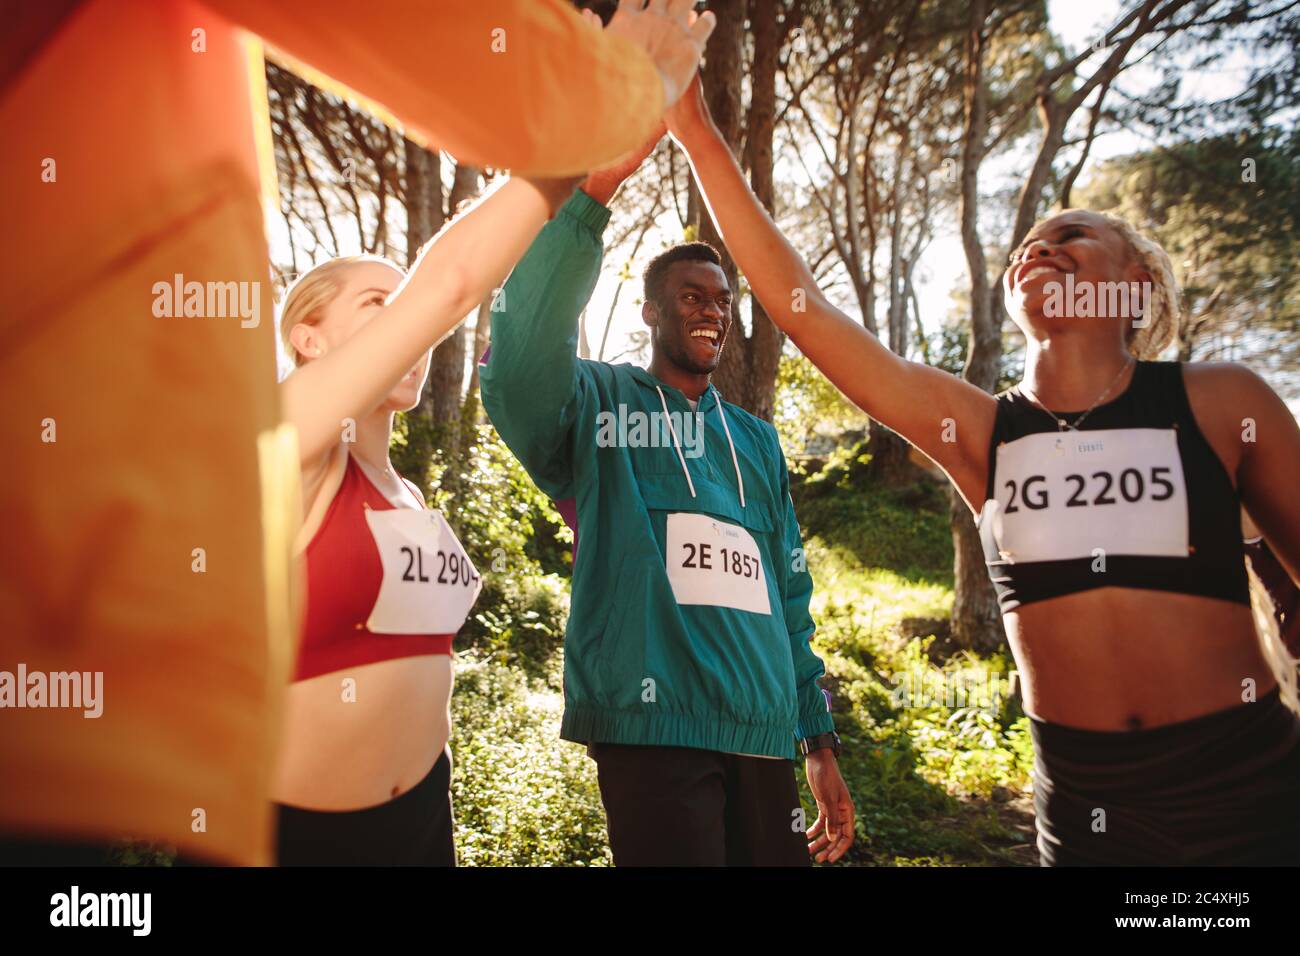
[282,175,579,467]
[478,188,605,498]
[480,128,665,497]
[208,0,714,177]
[666,80,996,509]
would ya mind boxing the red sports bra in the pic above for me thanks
[294,453,475,682]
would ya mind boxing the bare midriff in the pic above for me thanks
[1006,587,1271,731]
[273,655,453,810]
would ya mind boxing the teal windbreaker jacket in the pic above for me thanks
[480,189,834,759]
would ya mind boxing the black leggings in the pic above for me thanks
[276,749,456,866]
[1031,687,1300,865]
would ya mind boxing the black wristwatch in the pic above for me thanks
[799,732,841,759]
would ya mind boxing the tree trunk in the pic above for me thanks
[466,298,492,398]
[950,0,1005,653]
[868,133,918,483]
[404,137,440,267]
[394,137,442,491]
[691,0,785,421]
[421,161,482,428]
[688,0,746,401]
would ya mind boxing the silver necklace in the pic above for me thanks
[1019,359,1134,432]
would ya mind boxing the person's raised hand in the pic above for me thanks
[581,121,667,206]
[664,73,713,147]
[603,0,716,110]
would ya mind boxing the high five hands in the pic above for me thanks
[579,0,716,111]
[664,73,713,145]
[581,121,667,205]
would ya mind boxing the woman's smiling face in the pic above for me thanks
[1003,210,1151,346]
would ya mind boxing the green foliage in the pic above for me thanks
[787,441,1035,863]
[464,569,570,681]
[450,651,610,866]
[774,352,868,456]
[397,416,574,580]
[795,439,954,582]
[108,840,177,866]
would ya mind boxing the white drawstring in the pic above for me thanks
[714,398,746,509]
[654,385,746,509]
[656,385,696,499]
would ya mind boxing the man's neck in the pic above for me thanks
[647,354,711,401]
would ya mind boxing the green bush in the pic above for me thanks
[461,569,570,682]
[450,651,610,866]
[394,415,574,581]
[795,440,954,583]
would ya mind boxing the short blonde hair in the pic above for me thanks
[278,255,404,366]
[1037,210,1181,359]
[1094,212,1180,359]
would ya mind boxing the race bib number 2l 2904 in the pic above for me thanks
[665,512,771,615]
[984,428,1189,563]
[364,508,482,634]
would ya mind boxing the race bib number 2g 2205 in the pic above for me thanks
[984,428,1189,563]
[665,512,771,615]
[364,508,482,634]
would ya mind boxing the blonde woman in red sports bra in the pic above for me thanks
[271,185,601,865]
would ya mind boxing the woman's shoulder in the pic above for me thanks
[1179,360,1277,415]
[1177,361,1285,479]
[296,444,352,551]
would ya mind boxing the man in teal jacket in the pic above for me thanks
[481,144,855,866]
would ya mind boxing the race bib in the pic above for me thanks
[364,508,482,634]
[665,512,771,615]
[985,428,1189,563]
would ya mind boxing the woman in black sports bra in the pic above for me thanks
[665,81,1300,865]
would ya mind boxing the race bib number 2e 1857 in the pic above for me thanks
[665,512,771,615]
[985,428,1189,563]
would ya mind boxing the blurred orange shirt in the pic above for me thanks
[0,0,662,866]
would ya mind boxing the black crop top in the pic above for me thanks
[978,361,1250,612]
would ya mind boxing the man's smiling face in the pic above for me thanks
[648,258,733,375]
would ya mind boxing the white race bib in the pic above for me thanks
[364,508,482,634]
[665,512,771,615]
[985,428,1189,563]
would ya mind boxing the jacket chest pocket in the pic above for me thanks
[634,472,778,617]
